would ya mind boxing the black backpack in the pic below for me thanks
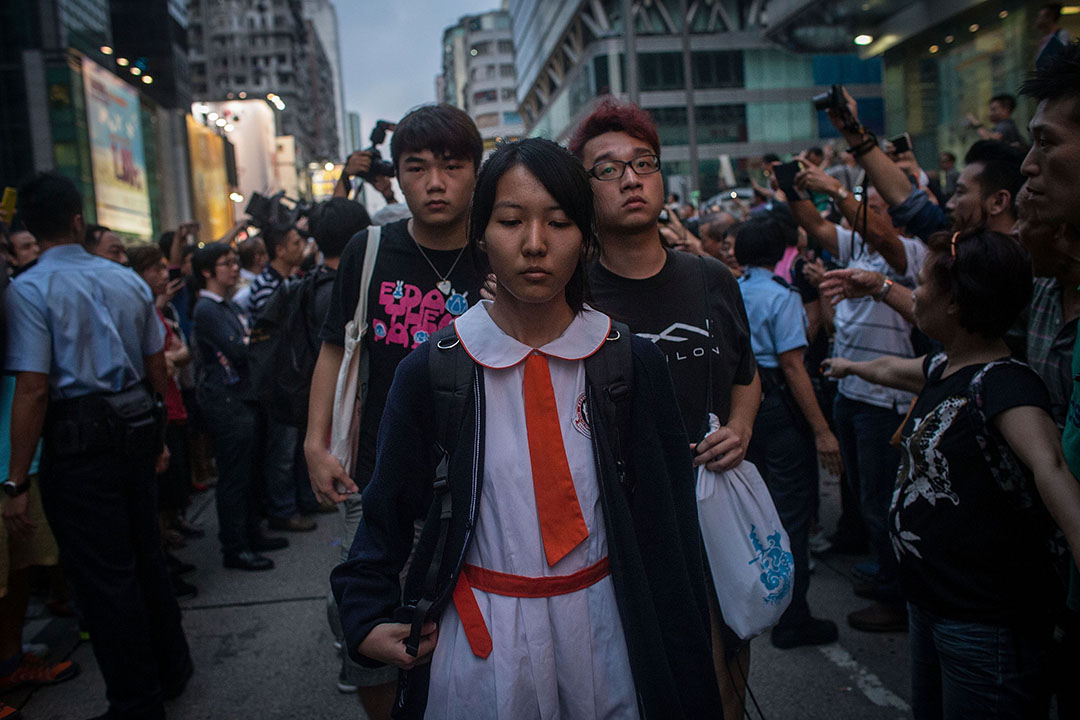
[403,321,636,656]
[248,269,336,426]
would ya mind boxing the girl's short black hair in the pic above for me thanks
[468,138,596,314]
[733,218,788,268]
[925,229,1033,339]
[192,242,234,289]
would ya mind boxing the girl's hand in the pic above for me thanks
[358,622,439,670]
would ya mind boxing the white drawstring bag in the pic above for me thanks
[696,460,794,640]
[329,225,382,477]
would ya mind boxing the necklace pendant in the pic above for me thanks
[437,279,452,295]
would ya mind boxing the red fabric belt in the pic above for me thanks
[451,556,611,659]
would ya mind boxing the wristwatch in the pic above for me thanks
[872,277,894,302]
[2,478,30,498]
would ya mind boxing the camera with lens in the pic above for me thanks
[812,84,847,113]
[357,119,396,183]
[245,190,310,233]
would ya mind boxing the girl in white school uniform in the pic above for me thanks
[331,138,720,719]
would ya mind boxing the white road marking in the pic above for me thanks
[818,644,911,712]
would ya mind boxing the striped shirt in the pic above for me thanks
[248,264,284,319]
[833,225,927,411]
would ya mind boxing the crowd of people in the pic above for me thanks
[1,24,1079,720]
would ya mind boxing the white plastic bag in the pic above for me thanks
[696,460,793,640]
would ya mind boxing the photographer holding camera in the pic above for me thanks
[819,85,1023,242]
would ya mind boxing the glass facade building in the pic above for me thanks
[509,0,884,200]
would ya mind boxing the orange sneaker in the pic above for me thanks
[0,654,79,692]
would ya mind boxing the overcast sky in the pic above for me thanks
[335,0,506,149]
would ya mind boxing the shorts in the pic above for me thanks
[0,479,60,598]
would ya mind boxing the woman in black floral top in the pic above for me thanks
[825,228,1080,720]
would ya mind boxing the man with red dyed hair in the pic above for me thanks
[571,99,767,718]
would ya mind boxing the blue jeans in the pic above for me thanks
[909,603,1051,719]
[746,389,818,628]
[833,395,904,600]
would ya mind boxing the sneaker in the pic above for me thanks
[336,666,358,694]
[174,517,205,539]
[20,643,48,657]
[847,602,908,632]
[770,617,839,649]
[808,528,831,555]
[0,702,22,720]
[166,552,196,576]
[171,575,198,600]
[0,655,80,691]
[268,514,317,532]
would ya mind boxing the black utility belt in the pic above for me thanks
[48,385,165,458]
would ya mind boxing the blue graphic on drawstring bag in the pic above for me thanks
[748,524,793,605]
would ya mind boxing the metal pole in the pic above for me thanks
[679,0,699,198]
[622,0,639,104]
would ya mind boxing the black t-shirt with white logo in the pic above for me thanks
[321,219,484,490]
[588,249,756,442]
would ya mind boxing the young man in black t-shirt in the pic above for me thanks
[569,99,761,720]
[304,104,484,719]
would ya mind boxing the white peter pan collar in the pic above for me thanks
[454,300,612,369]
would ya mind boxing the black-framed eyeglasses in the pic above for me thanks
[215,258,239,268]
[588,154,662,181]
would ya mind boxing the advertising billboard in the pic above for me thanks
[195,100,278,203]
[186,114,232,242]
[82,57,152,237]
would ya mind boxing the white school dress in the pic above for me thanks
[423,301,639,720]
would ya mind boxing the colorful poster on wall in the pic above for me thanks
[82,57,152,237]
[186,114,232,242]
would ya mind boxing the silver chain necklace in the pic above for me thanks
[412,237,466,295]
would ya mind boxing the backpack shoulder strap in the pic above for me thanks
[405,322,475,657]
[585,320,635,498]
[964,357,1035,505]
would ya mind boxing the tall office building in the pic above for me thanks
[187,0,339,163]
[508,0,884,199]
[1,0,113,185]
[303,0,348,159]
[347,111,362,153]
[440,9,525,152]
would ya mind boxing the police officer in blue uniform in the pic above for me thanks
[2,174,192,719]
[734,217,844,650]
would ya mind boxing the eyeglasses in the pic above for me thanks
[215,258,239,268]
[587,154,662,181]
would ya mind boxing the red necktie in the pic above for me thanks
[522,352,589,567]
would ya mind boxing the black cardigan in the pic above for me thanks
[331,335,721,718]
